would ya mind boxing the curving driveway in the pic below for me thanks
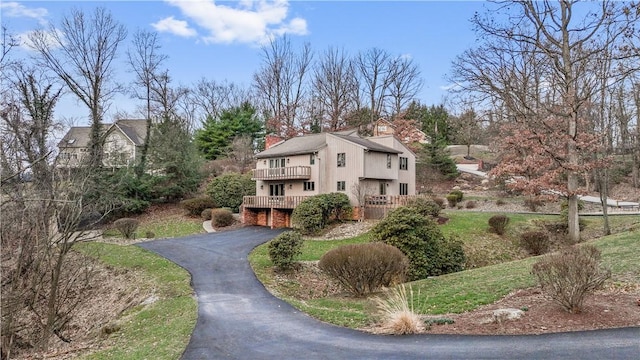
[138,227,640,360]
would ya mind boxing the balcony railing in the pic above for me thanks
[243,196,309,209]
[251,166,311,180]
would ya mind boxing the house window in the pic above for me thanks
[303,181,315,191]
[399,156,408,170]
[379,182,387,195]
[387,154,392,169]
[310,154,315,165]
[400,183,408,195]
[269,183,285,196]
[337,181,346,191]
[269,158,286,168]
[337,153,346,167]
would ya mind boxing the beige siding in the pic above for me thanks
[363,152,398,180]
[325,134,366,205]
[104,131,136,167]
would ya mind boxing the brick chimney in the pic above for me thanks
[265,134,284,149]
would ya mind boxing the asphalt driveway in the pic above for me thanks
[138,227,639,360]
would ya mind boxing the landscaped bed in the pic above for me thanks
[249,211,640,335]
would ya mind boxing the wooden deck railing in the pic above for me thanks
[243,196,310,209]
[251,166,311,180]
[364,195,419,207]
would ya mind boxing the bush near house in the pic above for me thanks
[206,172,255,213]
[291,193,352,235]
[211,208,234,227]
[404,197,441,218]
[370,206,465,281]
[319,243,409,297]
[268,231,304,271]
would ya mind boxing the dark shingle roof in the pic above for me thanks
[255,131,400,159]
[331,133,401,154]
[114,119,147,146]
[57,119,147,148]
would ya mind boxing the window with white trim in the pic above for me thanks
[303,181,315,191]
[400,183,408,195]
[337,181,346,191]
[337,153,346,167]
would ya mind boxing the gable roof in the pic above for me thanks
[58,119,147,149]
[112,119,147,146]
[255,131,401,159]
[256,133,328,158]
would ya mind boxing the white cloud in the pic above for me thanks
[17,29,63,51]
[163,0,308,45]
[440,83,460,91]
[152,16,197,38]
[1,2,48,25]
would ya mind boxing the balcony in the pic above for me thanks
[251,166,311,180]
[243,196,309,209]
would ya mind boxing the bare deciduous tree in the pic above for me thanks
[253,36,312,137]
[311,47,358,131]
[450,0,638,242]
[1,66,100,357]
[127,29,167,177]
[29,7,127,167]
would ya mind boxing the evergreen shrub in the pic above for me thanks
[268,231,304,270]
[370,207,465,281]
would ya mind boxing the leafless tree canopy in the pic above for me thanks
[311,47,359,131]
[450,0,640,242]
[29,7,127,166]
[253,36,313,137]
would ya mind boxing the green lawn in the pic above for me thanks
[76,242,197,360]
[249,213,640,329]
[103,215,205,239]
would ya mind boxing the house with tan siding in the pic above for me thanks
[57,119,147,168]
[242,130,416,228]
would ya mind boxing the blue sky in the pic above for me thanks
[2,0,487,124]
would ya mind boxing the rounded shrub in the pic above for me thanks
[319,243,408,297]
[465,200,477,209]
[432,197,445,209]
[449,190,464,202]
[370,206,465,281]
[180,197,216,217]
[206,172,255,213]
[488,214,510,235]
[291,196,325,234]
[211,208,234,228]
[113,218,139,239]
[291,193,352,235]
[446,194,458,208]
[201,208,212,221]
[405,197,441,218]
[520,231,551,255]
[268,231,304,270]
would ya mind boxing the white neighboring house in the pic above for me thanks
[242,130,416,228]
[57,119,147,168]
